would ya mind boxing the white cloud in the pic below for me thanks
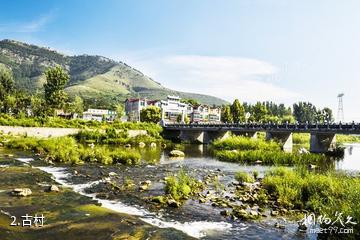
[0,12,55,33]
[124,54,302,103]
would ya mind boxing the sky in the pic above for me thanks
[0,0,359,121]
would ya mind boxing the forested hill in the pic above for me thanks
[0,39,227,107]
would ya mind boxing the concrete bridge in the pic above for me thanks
[163,122,360,153]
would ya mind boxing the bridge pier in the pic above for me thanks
[232,131,258,139]
[177,130,230,144]
[266,131,293,153]
[310,133,336,153]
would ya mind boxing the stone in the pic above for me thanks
[140,180,152,185]
[5,154,14,157]
[74,170,78,175]
[138,142,146,148]
[125,144,131,148]
[167,199,181,208]
[274,222,285,229]
[220,210,230,216]
[139,185,149,191]
[255,160,262,164]
[150,142,157,148]
[169,150,185,157]
[108,172,118,177]
[11,188,32,197]
[271,210,279,216]
[249,210,258,216]
[298,222,307,231]
[49,185,60,192]
[199,198,206,203]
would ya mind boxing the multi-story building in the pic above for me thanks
[124,98,148,122]
[82,109,117,122]
[124,95,221,123]
[191,105,221,123]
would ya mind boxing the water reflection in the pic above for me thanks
[336,143,360,172]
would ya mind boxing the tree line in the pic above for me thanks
[221,99,334,124]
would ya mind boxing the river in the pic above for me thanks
[4,143,360,239]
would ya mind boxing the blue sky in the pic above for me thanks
[1,0,359,121]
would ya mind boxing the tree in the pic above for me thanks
[115,103,124,119]
[31,95,48,117]
[252,102,268,122]
[0,67,15,101]
[140,106,161,123]
[181,98,200,107]
[321,107,334,123]
[44,66,69,109]
[73,96,84,116]
[230,99,245,123]
[221,105,233,123]
[293,102,317,123]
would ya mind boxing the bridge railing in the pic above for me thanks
[164,122,360,132]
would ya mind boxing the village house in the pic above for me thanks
[125,95,221,123]
[82,109,117,122]
[124,98,148,122]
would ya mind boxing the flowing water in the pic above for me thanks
[5,143,360,239]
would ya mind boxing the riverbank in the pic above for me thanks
[0,164,193,240]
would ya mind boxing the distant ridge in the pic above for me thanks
[0,39,227,107]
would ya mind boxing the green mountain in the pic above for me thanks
[0,39,227,107]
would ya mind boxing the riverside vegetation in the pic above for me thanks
[211,135,331,166]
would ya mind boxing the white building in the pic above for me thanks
[82,109,117,122]
[124,95,221,123]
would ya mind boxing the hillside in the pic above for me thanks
[0,39,227,106]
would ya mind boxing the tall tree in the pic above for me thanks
[252,102,268,122]
[321,107,333,123]
[221,105,233,123]
[0,67,15,110]
[230,99,245,123]
[293,102,317,123]
[44,66,69,109]
[115,103,124,119]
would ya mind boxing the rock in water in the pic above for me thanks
[11,188,32,197]
[138,142,146,148]
[49,185,60,192]
[108,172,118,177]
[169,150,185,157]
[167,199,181,208]
[150,142,157,148]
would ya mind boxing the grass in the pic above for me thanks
[3,136,141,165]
[262,167,360,225]
[214,149,327,165]
[235,171,255,183]
[75,128,163,145]
[165,168,204,201]
[212,136,281,151]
